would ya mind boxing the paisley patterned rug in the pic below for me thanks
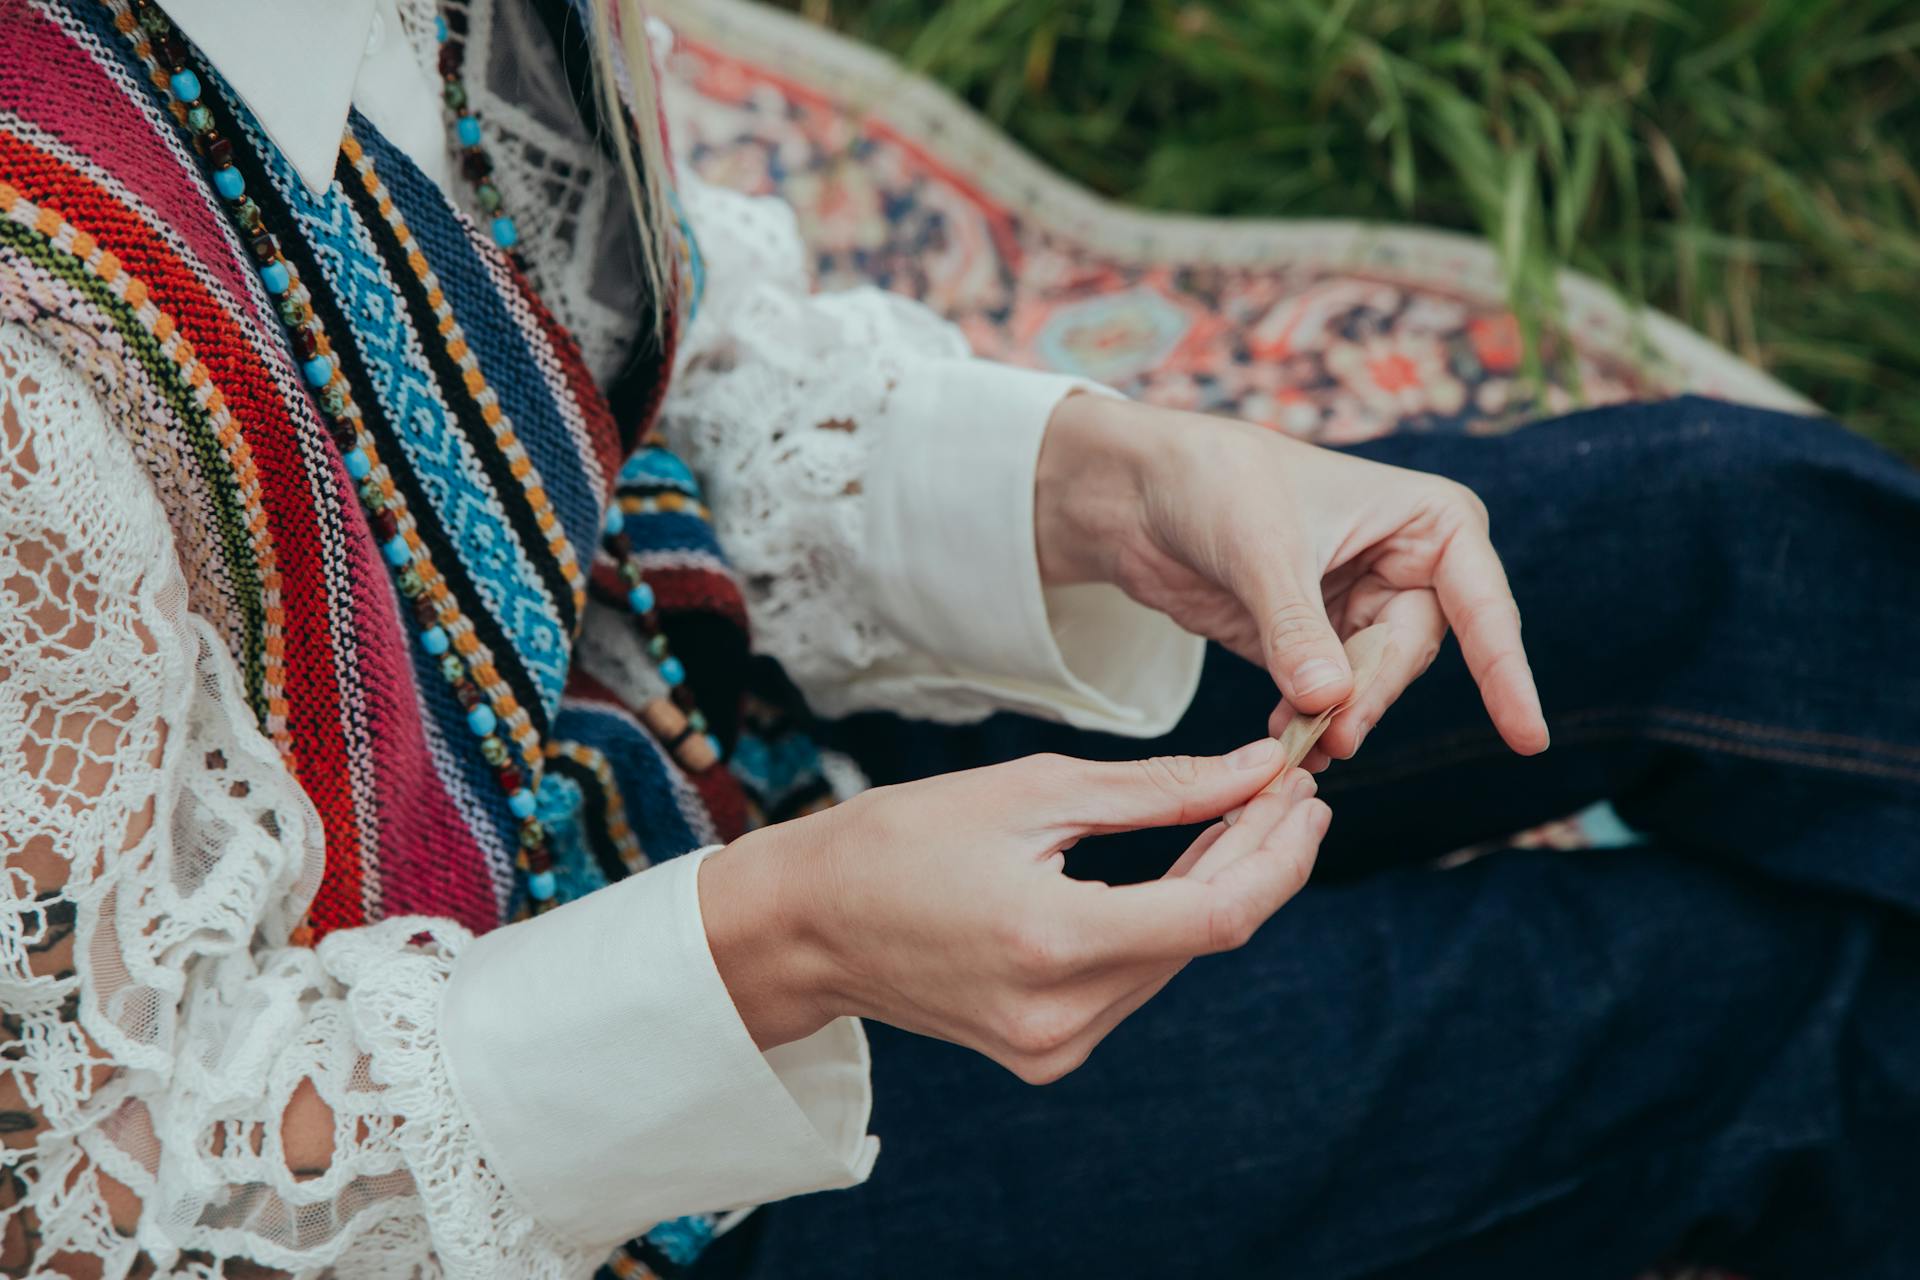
[655,11,1790,1270]
[654,0,1808,448]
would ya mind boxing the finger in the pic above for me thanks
[1165,822,1229,878]
[1201,795,1332,942]
[1433,526,1550,754]
[1199,771,1316,882]
[1034,738,1290,833]
[1217,766,1316,830]
[1315,589,1445,759]
[1084,791,1331,961]
[1302,747,1332,773]
[1244,560,1353,715]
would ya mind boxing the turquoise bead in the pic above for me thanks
[627,582,655,614]
[301,354,333,387]
[435,14,449,41]
[343,447,372,480]
[621,447,701,495]
[212,166,244,200]
[527,870,557,901]
[185,104,214,134]
[603,505,624,537]
[420,626,450,656]
[168,69,201,102]
[259,260,291,294]
[491,216,518,248]
[507,789,537,819]
[706,734,723,760]
[457,116,482,147]
[659,656,685,687]
[466,704,498,736]
[382,534,412,567]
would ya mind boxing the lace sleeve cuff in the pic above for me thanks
[437,850,878,1249]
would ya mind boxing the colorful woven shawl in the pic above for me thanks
[0,0,769,944]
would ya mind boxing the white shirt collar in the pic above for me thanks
[161,0,451,196]
[161,0,376,194]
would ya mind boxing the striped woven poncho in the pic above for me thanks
[0,0,766,941]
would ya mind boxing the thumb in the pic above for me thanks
[1252,566,1352,714]
[1036,739,1290,833]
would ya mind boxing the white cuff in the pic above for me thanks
[438,849,878,1249]
[868,358,1203,737]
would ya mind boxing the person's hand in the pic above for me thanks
[699,740,1327,1082]
[1036,395,1550,767]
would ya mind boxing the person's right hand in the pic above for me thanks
[699,739,1328,1084]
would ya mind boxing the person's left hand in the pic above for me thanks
[1035,394,1550,767]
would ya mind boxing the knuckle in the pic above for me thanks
[1461,594,1523,637]
[1004,922,1065,979]
[1207,897,1256,953]
[1003,1000,1079,1058]
[1137,753,1201,796]
[1264,598,1326,658]
[1023,1044,1093,1086]
[1445,480,1490,527]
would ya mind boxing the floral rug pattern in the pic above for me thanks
[657,0,1807,447]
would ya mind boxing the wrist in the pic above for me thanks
[698,831,839,1051]
[1034,392,1163,587]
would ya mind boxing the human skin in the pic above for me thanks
[703,397,1548,1076]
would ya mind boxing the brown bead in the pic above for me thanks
[522,847,553,874]
[248,230,278,263]
[290,326,319,360]
[326,417,359,450]
[157,33,190,70]
[640,697,688,742]
[677,732,719,773]
[411,594,440,629]
[205,134,232,167]
[461,150,492,182]
[496,764,523,793]
[671,684,698,711]
[438,43,462,76]
[368,507,399,543]
[455,681,486,711]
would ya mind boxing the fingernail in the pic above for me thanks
[1222,803,1245,826]
[1293,659,1346,696]
[1226,738,1283,770]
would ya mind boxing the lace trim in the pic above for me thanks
[0,327,586,1277]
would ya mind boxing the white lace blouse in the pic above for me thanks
[0,2,1202,1275]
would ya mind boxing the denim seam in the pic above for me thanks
[1326,708,1920,792]
[1552,705,1920,764]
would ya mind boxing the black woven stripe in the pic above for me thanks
[546,750,635,885]
[337,139,582,638]
[200,84,553,746]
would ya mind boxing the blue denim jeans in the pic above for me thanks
[699,398,1920,1279]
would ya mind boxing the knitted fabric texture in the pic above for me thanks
[0,0,758,946]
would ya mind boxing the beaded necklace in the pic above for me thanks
[111,0,720,911]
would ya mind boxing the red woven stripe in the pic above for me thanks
[0,123,375,930]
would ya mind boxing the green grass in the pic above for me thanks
[778,0,1920,457]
